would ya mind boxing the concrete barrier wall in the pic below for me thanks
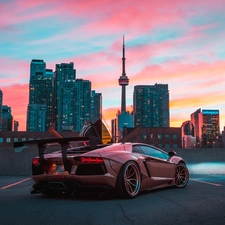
[0,146,58,176]
[0,147,225,175]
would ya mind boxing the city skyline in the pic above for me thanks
[1,0,225,131]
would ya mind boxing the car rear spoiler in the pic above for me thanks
[13,136,102,172]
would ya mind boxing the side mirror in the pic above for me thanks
[168,151,176,157]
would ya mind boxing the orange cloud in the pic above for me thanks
[1,84,29,131]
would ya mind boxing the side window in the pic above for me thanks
[132,146,143,154]
[138,145,167,159]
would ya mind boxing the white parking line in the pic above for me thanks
[0,177,31,190]
[190,178,222,187]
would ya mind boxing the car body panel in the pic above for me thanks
[13,138,189,197]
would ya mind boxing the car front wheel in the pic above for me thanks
[116,161,141,199]
[175,163,189,188]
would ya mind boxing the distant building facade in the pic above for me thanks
[1,105,13,131]
[133,83,170,128]
[54,62,76,131]
[181,121,196,148]
[111,118,117,143]
[191,108,220,148]
[121,127,182,149]
[222,126,225,148]
[90,90,102,123]
[117,111,134,141]
[0,90,2,131]
[0,131,80,147]
[27,60,101,132]
[27,59,54,131]
[14,121,19,131]
[26,104,46,131]
[73,79,91,132]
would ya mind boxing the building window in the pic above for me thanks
[29,138,33,140]
[173,134,177,139]
[158,143,162,148]
[158,134,162,139]
[14,138,18,142]
[0,138,3,143]
[173,144,178,148]
[165,134,169,140]
[150,134,154,139]
[22,138,26,141]
[165,143,170,148]
[6,138,11,143]
[142,134,147,140]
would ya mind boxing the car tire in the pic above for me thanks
[116,161,141,199]
[175,163,189,188]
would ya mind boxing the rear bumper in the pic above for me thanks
[31,173,116,194]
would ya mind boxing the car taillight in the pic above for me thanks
[81,157,104,164]
[32,158,40,166]
[48,163,57,173]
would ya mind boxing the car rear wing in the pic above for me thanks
[14,136,103,172]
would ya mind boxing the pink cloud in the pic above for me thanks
[2,0,225,33]
[0,57,29,85]
[1,84,29,131]
[0,0,58,29]
[131,60,225,86]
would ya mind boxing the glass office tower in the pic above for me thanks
[133,83,170,128]
[27,59,54,131]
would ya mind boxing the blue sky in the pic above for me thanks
[0,0,225,131]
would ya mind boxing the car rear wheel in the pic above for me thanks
[116,161,141,199]
[175,163,189,188]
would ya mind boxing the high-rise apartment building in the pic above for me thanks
[27,104,46,131]
[73,79,91,132]
[0,90,2,131]
[191,108,220,148]
[90,90,102,123]
[59,80,76,131]
[54,62,76,131]
[27,59,53,131]
[133,83,170,128]
[27,60,100,132]
[1,105,13,131]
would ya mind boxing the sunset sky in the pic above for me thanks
[1,0,225,132]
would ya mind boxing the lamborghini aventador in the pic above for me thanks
[28,140,189,198]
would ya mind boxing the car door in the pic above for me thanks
[134,145,175,184]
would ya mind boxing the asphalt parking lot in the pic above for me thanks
[0,174,225,225]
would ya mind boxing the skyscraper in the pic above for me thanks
[1,105,13,131]
[90,90,102,123]
[0,90,2,131]
[27,60,100,133]
[133,83,170,128]
[73,79,91,132]
[191,108,220,148]
[190,108,201,147]
[27,104,46,131]
[54,62,76,131]
[27,59,54,131]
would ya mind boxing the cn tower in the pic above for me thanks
[118,36,129,112]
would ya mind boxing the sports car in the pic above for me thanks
[15,136,189,199]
